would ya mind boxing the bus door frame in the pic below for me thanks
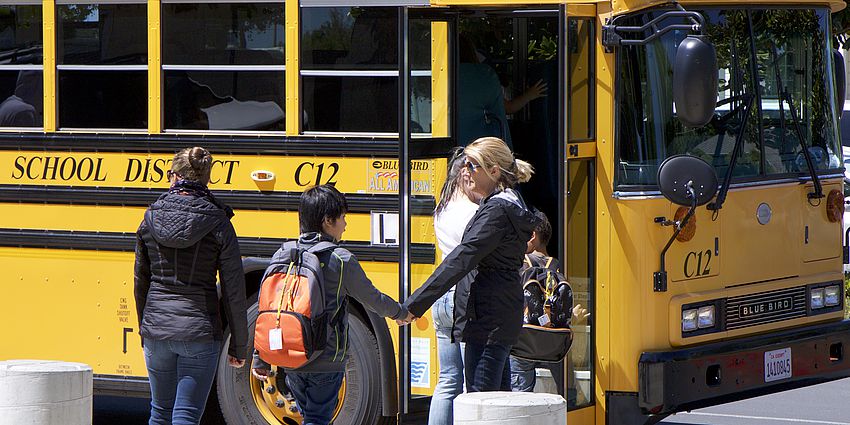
[399,6,458,422]
[563,4,597,417]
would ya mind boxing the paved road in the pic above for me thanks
[661,377,850,425]
[96,378,850,425]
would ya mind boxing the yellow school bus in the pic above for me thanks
[1,0,850,424]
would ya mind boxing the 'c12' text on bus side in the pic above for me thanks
[11,156,240,185]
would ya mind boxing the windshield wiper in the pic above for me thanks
[707,93,755,211]
[768,41,824,200]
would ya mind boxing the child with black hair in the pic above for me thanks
[251,184,408,425]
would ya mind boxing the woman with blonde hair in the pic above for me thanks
[401,137,539,392]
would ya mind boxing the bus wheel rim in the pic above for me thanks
[250,366,346,424]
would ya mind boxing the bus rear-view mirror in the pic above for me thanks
[657,155,718,207]
[673,35,718,128]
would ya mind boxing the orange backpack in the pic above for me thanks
[254,241,335,369]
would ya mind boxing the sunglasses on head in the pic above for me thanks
[463,160,481,173]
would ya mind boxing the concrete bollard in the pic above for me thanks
[0,360,93,425]
[454,391,566,425]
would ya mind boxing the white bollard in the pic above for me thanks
[0,360,93,425]
[533,368,558,394]
[454,391,566,425]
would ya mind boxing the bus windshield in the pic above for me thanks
[616,7,841,189]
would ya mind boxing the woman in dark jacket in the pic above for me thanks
[402,136,539,392]
[134,146,248,425]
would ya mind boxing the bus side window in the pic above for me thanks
[300,6,398,134]
[57,2,147,130]
[0,4,43,129]
[162,2,285,132]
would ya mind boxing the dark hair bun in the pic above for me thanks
[188,147,212,172]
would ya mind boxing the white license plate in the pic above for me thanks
[764,347,792,383]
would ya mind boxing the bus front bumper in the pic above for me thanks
[638,320,850,415]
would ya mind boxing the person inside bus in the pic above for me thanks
[457,36,513,148]
[134,147,248,425]
[0,70,42,127]
[399,136,539,393]
[429,149,479,425]
[251,185,408,425]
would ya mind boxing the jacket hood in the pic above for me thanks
[144,192,228,249]
[491,188,540,236]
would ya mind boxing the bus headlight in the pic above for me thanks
[825,285,841,307]
[682,309,698,332]
[811,288,825,309]
[698,305,716,329]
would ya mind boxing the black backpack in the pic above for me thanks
[511,254,574,362]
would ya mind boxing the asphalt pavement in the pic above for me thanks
[661,377,850,425]
[95,378,850,425]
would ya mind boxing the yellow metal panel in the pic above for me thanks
[568,4,597,16]
[431,21,448,138]
[42,0,56,132]
[0,203,436,244]
[567,142,596,159]
[593,5,614,421]
[0,247,416,377]
[286,0,299,135]
[1,151,439,196]
[666,206,720,282]
[801,182,842,262]
[148,0,161,133]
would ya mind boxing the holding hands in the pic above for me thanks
[395,311,417,326]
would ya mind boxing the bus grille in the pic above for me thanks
[725,286,807,330]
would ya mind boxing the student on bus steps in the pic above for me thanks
[399,137,540,393]
[134,146,248,425]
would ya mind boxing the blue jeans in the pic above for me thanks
[143,338,221,425]
[509,356,564,395]
[285,371,344,425]
[464,342,511,392]
[429,290,464,425]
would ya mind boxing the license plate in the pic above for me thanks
[764,347,792,382]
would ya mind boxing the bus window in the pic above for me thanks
[56,2,147,130]
[752,9,840,175]
[161,2,285,132]
[300,6,398,134]
[0,4,42,129]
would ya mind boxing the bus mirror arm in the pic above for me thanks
[654,182,698,292]
[602,7,705,51]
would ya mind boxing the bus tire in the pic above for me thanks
[216,302,391,425]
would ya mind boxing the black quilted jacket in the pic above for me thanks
[134,192,248,359]
[405,188,540,345]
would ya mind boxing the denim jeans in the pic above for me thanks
[463,342,511,392]
[429,290,465,425]
[143,338,221,425]
[509,356,564,395]
[285,371,344,425]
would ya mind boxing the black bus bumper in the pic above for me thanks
[638,320,850,415]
